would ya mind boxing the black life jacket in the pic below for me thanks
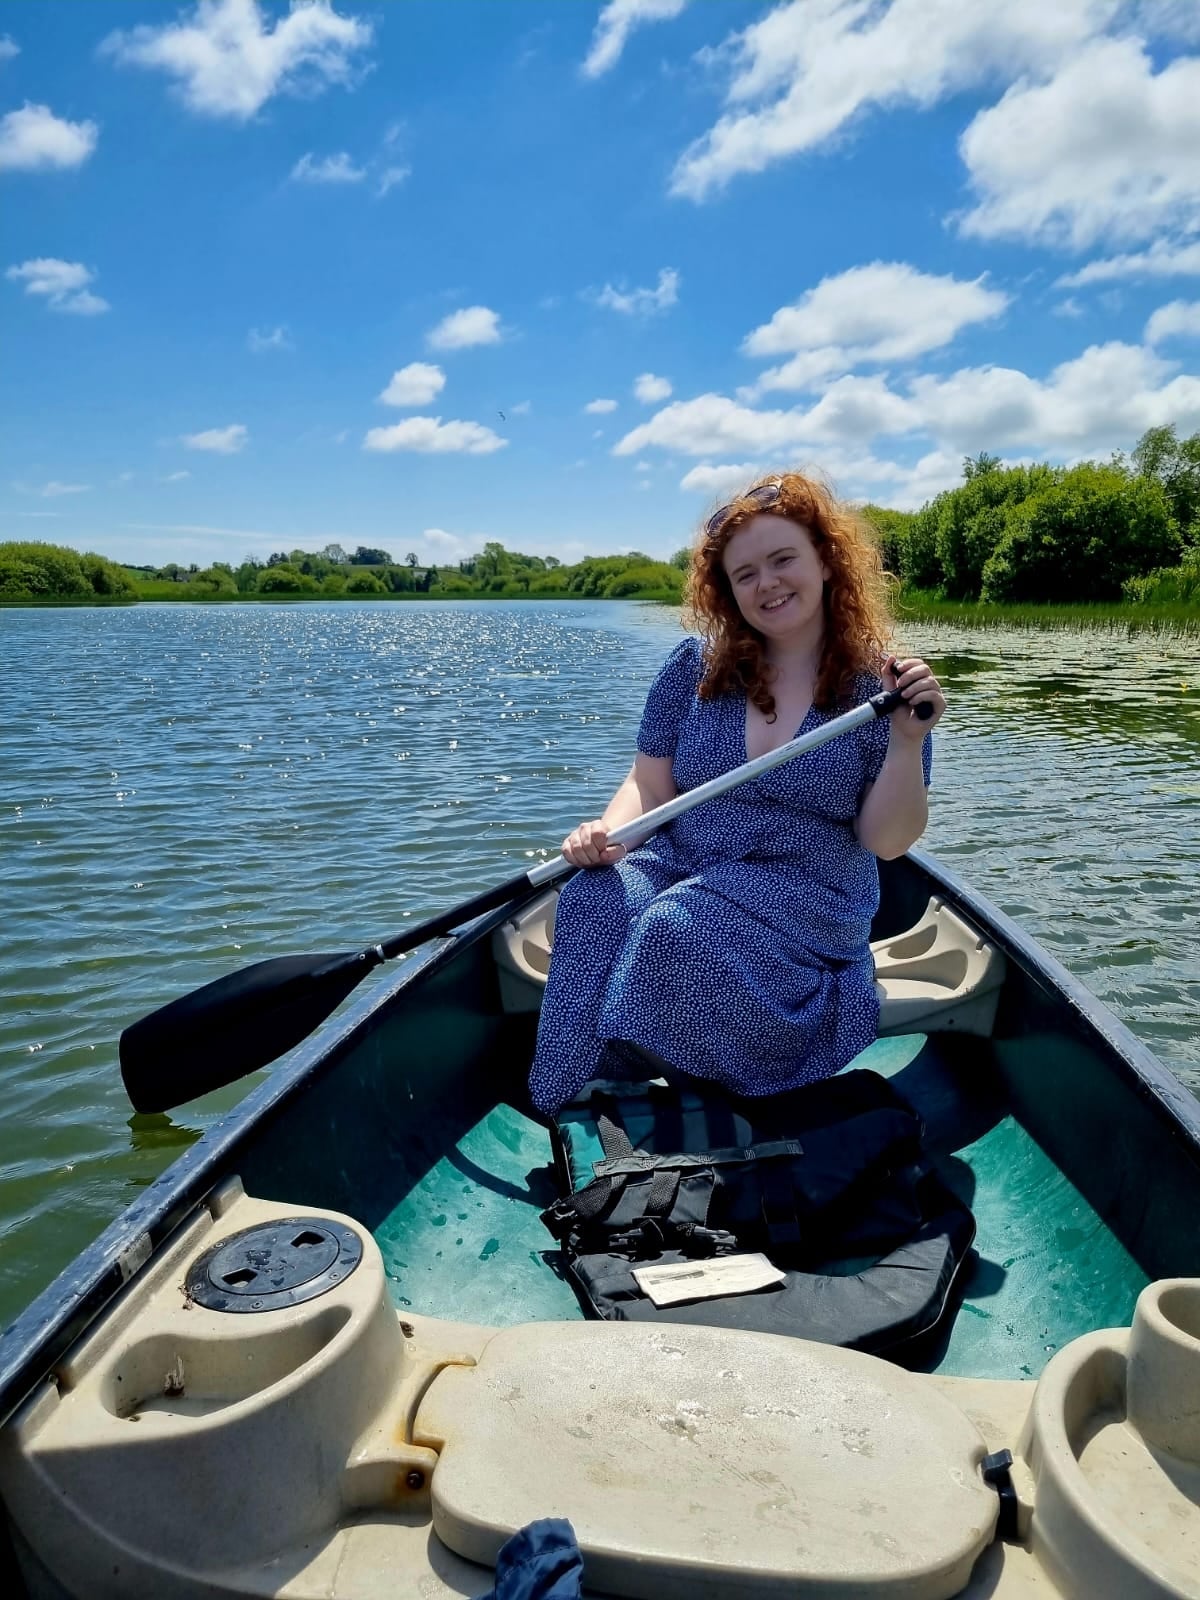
[542,1069,975,1362]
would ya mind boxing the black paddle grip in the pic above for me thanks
[871,688,936,720]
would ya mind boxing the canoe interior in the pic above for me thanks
[212,852,1200,1384]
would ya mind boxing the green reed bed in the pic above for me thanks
[896,593,1200,638]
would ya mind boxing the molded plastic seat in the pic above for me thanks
[494,891,1006,1038]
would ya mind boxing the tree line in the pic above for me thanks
[2,426,1196,608]
[863,425,1198,606]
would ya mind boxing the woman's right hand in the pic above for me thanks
[561,819,628,869]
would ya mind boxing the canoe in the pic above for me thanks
[1,847,1198,1598]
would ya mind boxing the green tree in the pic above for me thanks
[234,559,262,592]
[1132,424,1200,539]
[474,541,511,584]
[322,571,347,595]
[80,552,138,596]
[321,543,349,564]
[345,569,386,594]
[257,564,317,593]
[981,465,1179,602]
[860,506,913,580]
[0,542,92,598]
[602,561,684,599]
[670,546,693,571]
[933,462,1056,599]
[188,567,237,596]
[350,545,393,565]
[898,502,943,590]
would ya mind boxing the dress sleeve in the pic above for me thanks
[637,637,701,759]
[862,720,934,787]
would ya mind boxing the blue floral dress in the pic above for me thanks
[528,636,933,1116]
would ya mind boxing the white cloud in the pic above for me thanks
[744,263,1010,377]
[801,374,919,440]
[362,417,507,454]
[584,397,618,414]
[39,481,91,497]
[0,103,98,171]
[1058,239,1200,287]
[1145,300,1200,343]
[614,393,817,457]
[1052,297,1085,318]
[614,338,1200,472]
[247,324,292,352]
[182,423,248,453]
[423,527,465,548]
[906,341,1200,454]
[113,471,135,484]
[671,0,1110,200]
[582,0,688,78]
[634,372,673,403]
[678,461,764,497]
[959,38,1200,249]
[101,0,372,121]
[427,305,502,349]
[160,470,192,482]
[509,400,532,415]
[1136,0,1200,41]
[0,36,19,63]
[291,150,365,184]
[376,162,409,196]
[596,267,679,316]
[6,258,109,314]
[740,348,846,398]
[379,362,446,406]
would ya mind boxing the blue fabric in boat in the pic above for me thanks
[472,1519,584,1600]
[543,1068,975,1357]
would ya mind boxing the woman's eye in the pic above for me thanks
[774,554,794,567]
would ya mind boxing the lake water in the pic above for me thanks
[2,600,1198,1328]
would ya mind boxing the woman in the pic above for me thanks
[528,472,944,1117]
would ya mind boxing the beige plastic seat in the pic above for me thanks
[6,1187,1198,1598]
[493,890,1006,1038]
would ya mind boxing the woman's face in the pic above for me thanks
[721,514,830,643]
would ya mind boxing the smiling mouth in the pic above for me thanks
[761,594,793,612]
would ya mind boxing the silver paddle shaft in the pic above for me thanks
[526,688,905,890]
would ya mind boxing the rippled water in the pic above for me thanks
[2,601,1197,1328]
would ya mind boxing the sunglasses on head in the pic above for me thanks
[705,479,784,539]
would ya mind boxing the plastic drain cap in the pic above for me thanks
[186,1217,363,1313]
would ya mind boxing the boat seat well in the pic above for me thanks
[371,1029,1150,1383]
[494,889,1008,1038]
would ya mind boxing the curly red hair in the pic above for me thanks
[684,471,894,717]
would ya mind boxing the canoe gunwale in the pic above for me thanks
[904,847,1200,1156]
[0,897,525,1432]
[1,852,1196,1436]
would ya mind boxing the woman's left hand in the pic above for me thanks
[884,655,945,737]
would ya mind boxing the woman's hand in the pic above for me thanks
[884,655,945,739]
[561,819,628,869]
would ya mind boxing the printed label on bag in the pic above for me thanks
[632,1253,786,1307]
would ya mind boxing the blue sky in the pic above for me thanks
[3,0,1200,569]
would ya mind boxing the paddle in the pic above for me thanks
[120,685,932,1113]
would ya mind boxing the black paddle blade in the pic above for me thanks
[120,948,383,1114]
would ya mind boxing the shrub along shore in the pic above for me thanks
[4,427,1198,633]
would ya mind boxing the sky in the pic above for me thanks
[3,0,1200,571]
